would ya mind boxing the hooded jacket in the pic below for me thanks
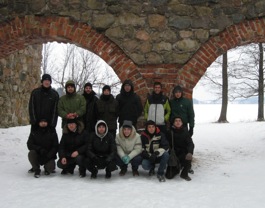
[58,80,86,128]
[115,125,142,160]
[116,79,143,125]
[86,120,117,160]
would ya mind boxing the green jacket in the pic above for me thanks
[169,97,195,128]
[58,93,86,128]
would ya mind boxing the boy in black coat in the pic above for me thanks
[27,119,59,178]
[57,118,88,177]
[85,120,117,179]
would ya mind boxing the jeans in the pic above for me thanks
[142,151,169,176]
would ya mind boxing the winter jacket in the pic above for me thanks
[116,80,143,126]
[115,125,142,160]
[141,127,169,158]
[27,126,59,165]
[29,86,59,128]
[96,94,119,131]
[58,92,86,128]
[82,90,99,132]
[169,96,195,128]
[166,126,194,159]
[144,92,171,125]
[86,120,117,160]
[58,121,88,159]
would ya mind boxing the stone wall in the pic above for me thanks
[0,45,42,127]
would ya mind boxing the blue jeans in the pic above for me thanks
[115,154,143,171]
[142,151,169,176]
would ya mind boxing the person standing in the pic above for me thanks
[96,85,119,138]
[27,119,59,178]
[29,74,59,132]
[167,116,194,181]
[170,85,195,137]
[115,120,142,176]
[57,118,88,177]
[82,82,98,133]
[116,79,143,128]
[144,82,171,134]
[58,80,86,129]
[141,120,169,182]
[85,120,117,179]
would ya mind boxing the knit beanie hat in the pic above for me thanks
[173,85,183,94]
[102,85,111,92]
[122,120,133,129]
[41,74,52,83]
[84,82,92,89]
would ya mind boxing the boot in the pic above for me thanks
[132,170,139,176]
[105,171,111,179]
[34,169,41,178]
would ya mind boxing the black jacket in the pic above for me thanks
[116,80,143,125]
[86,120,117,160]
[29,86,59,128]
[27,127,59,165]
[58,122,88,159]
[167,127,194,159]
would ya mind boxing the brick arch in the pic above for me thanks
[0,15,149,98]
[179,17,265,98]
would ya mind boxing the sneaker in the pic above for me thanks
[105,171,111,179]
[91,170,98,179]
[188,169,194,174]
[28,168,34,173]
[132,170,139,176]
[44,170,50,175]
[157,175,166,182]
[61,169,68,175]
[180,174,192,181]
[119,168,127,176]
[34,169,41,178]
[148,168,155,176]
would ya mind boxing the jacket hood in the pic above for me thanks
[95,120,108,138]
[65,80,76,94]
[120,79,134,94]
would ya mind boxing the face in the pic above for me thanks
[67,85,75,94]
[124,84,131,92]
[97,125,106,134]
[42,80,51,88]
[123,127,132,137]
[174,91,182,99]
[67,123,77,131]
[154,85,162,94]
[103,89,110,95]
[147,124,156,134]
[173,118,183,128]
[84,86,92,94]
[39,121,48,127]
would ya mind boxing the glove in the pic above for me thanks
[142,151,150,159]
[106,156,112,164]
[189,127,194,137]
[92,156,99,165]
[154,151,160,156]
[149,153,157,164]
[122,155,130,164]
[185,153,193,160]
[40,148,48,156]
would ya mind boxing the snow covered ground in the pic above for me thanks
[0,104,265,208]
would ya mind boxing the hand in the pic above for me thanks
[185,153,193,160]
[142,151,150,159]
[61,158,67,165]
[189,127,194,137]
[71,151,79,158]
[149,153,157,164]
[122,155,130,164]
[66,113,75,119]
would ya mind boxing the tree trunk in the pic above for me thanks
[218,52,229,123]
[257,43,264,121]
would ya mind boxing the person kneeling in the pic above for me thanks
[27,119,59,178]
[85,120,117,179]
[141,120,169,182]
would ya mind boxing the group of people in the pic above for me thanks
[27,74,195,182]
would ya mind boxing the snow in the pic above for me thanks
[1,104,265,208]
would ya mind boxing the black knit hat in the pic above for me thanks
[102,85,111,92]
[67,118,78,124]
[41,74,52,83]
[84,82,92,89]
